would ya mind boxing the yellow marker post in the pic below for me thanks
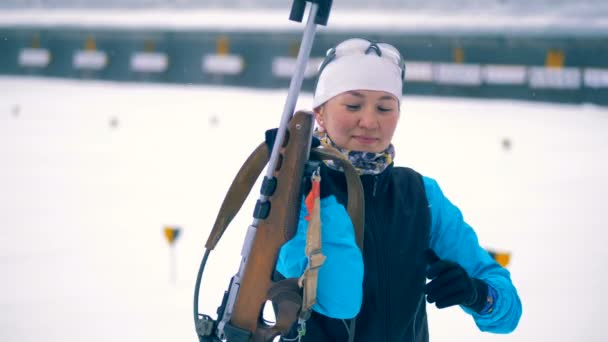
[163,226,181,283]
[453,47,465,64]
[144,40,156,53]
[84,36,96,51]
[487,249,511,268]
[30,34,40,49]
[216,36,230,56]
[289,41,300,58]
[546,49,565,68]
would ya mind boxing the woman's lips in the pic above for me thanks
[353,136,378,144]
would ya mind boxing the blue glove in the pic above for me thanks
[424,249,489,313]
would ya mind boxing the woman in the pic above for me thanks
[274,38,522,341]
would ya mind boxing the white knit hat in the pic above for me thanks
[313,47,404,108]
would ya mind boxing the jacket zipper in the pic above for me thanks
[385,222,391,342]
[369,175,388,340]
[372,176,378,197]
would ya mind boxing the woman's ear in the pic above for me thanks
[314,106,324,129]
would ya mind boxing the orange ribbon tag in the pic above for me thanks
[305,173,321,221]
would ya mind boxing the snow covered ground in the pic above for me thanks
[1,76,607,341]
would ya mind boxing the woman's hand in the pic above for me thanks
[424,249,489,313]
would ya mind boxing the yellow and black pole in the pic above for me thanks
[164,225,182,283]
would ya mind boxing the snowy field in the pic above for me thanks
[1,76,608,341]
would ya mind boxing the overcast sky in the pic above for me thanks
[1,0,607,13]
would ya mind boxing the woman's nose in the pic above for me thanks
[358,110,379,129]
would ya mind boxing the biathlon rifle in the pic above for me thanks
[192,2,348,341]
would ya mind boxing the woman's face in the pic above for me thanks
[315,90,400,153]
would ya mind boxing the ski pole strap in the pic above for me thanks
[299,168,326,318]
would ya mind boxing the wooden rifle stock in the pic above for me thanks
[229,111,314,340]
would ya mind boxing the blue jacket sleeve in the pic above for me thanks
[424,176,522,333]
[275,195,364,319]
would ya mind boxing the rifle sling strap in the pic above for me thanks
[298,170,324,318]
[205,143,365,252]
[202,141,365,340]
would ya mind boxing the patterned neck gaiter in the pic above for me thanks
[314,129,395,175]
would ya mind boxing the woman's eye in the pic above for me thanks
[378,106,393,112]
[345,104,361,111]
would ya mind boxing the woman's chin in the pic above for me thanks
[347,143,383,153]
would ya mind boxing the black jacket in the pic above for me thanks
[283,163,431,342]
